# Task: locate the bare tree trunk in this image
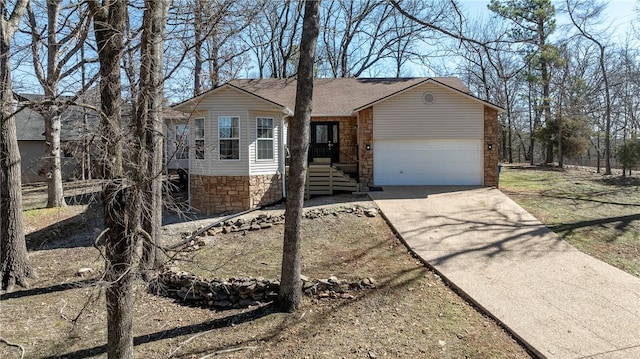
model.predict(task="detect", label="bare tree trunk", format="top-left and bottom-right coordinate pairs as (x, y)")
top-left (557, 59), bottom-right (569, 170)
top-left (43, 0), bottom-right (66, 207)
top-left (542, 57), bottom-right (553, 165)
top-left (504, 82), bottom-right (513, 163)
top-left (208, 34), bottom-right (220, 87)
top-left (80, 45), bottom-right (91, 180)
top-left (601, 47), bottom-right (612, 175)
top-left (193, 0), bottom-right (204, 95)
top-left (139, 0), bottom-right (168, 276)
top-left (596, 134), bottom-right (601, 173)
top-left (88, 0), bottom-right (133, 357)
top-left (1, 0), bottom-right (34, 292)
top-left (45, 109), bottom-right (67, 207)
top-left (527, 63), bottom-right (535, 165)
top-left (556, 117), bottom-right (563, 168)
top-left (102, 181), bottom-right (136, 359)
top-left (278, 0), bottom-right (320, 313)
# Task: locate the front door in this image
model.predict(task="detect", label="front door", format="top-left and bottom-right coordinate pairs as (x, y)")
top-left (309, 122), bottom-right (340, 164)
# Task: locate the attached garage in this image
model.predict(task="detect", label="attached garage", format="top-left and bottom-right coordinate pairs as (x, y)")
top-left (374, 139), bottom-right (483, 185)
top-left (365, 80), bottom-right (498, 187)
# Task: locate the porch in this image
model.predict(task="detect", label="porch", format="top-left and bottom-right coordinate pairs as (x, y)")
top-left (286, 115), bottom-right (371, 197)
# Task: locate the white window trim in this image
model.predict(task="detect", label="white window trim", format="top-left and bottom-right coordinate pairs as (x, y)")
top-left (175, 124), bottom-right (189, 160)
top-left (193, 118), bottom-right (205, 160)
top-left (256, 117), bottom-right (275, 161)
top-left (218, 116), bottom-right (241, 161)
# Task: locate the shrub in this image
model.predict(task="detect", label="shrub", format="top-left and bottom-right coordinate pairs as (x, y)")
top-left (615, 138), bottom-right (640, 172)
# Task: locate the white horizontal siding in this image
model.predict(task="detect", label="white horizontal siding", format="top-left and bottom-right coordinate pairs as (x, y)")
top-left (187, 87), bottom-right (284, 176)
top-left (373, 82), bottom-right (483, 140)
top-left (248, 111), bottom-right (283, 175)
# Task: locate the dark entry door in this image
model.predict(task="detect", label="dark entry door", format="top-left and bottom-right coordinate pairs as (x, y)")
top-left (309, 122), bottom-right (339, 164)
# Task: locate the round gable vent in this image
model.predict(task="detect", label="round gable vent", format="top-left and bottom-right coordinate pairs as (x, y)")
top-left (422, 92), bottom-right (436, 104)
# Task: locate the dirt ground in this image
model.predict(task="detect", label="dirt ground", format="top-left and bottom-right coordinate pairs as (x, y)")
top-left (0, 184), bottom-right (530, 358)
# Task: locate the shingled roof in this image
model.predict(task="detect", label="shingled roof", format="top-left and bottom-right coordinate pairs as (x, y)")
top-left (15, 93), bottom-right (187, 141)
top-left (173, 77), bottom-right (502, 116)
top-left (14, 94), bottom-right (99, 141)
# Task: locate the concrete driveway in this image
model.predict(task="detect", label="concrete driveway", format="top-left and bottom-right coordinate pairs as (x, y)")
top-left (370, 186), bottom-right (640, 359)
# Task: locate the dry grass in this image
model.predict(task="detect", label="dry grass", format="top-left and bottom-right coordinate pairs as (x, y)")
top-left (0, 195), bottom-right (530, 358)
top-left (500, 165), bottom-right (640, 277)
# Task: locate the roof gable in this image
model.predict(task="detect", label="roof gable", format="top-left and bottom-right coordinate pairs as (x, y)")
top-left (172, 83), bottom-right (290, 115)
top-left (352, 78), bottom-right (503, 112)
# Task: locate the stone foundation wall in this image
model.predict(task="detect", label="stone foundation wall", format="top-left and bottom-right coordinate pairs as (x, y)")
top-left (190, 175), bottom-right (251, 215)
top-left (191, 174), bottom-right (283, 215)
top-left (249, 174), bottom-right (283, 207)
top-left (357, 107), bottom-right (374, 187)
top-left (484, 107), bottom-right (500, 187)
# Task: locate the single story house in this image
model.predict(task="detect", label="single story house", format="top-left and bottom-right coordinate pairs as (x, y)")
top-left (172, 77), bottom-right (503, 215)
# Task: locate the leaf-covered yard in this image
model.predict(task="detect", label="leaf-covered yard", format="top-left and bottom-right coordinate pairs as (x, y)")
top-left (0, 194), bottom-right (529, 358)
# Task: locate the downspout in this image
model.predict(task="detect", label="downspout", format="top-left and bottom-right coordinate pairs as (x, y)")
top-left (351, 110), bottom-right (361, 187)
top-left (281, 108), bottom-right (292, 198)
top-left (281, 115), bottom-right (286, 199)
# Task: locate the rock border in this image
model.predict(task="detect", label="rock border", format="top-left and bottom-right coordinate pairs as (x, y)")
top-left (189, 205), bottom-right (378, 238)
top-left (152, 268), bottom-right (376, 309)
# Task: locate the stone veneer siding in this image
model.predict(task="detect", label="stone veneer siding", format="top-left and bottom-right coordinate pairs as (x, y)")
top-left (190, 174), bottom-right (283, 215)
top-left (357, 107), bottom-right (374, 187)
top-left (484, 107), bottom-right (500, 187)
top-left (249, 174), bottom-right (283, 207)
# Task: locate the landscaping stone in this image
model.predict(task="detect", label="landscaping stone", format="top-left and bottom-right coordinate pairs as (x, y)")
top-left (76, 267), bottom-right (94, 277)
top-left (152, 267), bottom-right (375, 309)
top-left (365, 209), bottom-right (378, 217)
top-left (176, 205), bottom-right (380, 247)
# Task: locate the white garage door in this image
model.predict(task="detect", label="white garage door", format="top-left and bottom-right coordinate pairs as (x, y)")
top-left (374, 139), bottom-right (483, 186)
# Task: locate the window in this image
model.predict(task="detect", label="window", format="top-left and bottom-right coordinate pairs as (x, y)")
top-left (256, 117), bottom-right (274, 160)
top-left (219, 116), bottom-right (240, 160)
top-left (175, 124), bottom-right (189, 159)
top-left (194, 118), bottom-right (205, 159)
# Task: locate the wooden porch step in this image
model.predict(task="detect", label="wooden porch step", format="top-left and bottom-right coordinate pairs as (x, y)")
top-left (304, 164), bottom-right (358, 198)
